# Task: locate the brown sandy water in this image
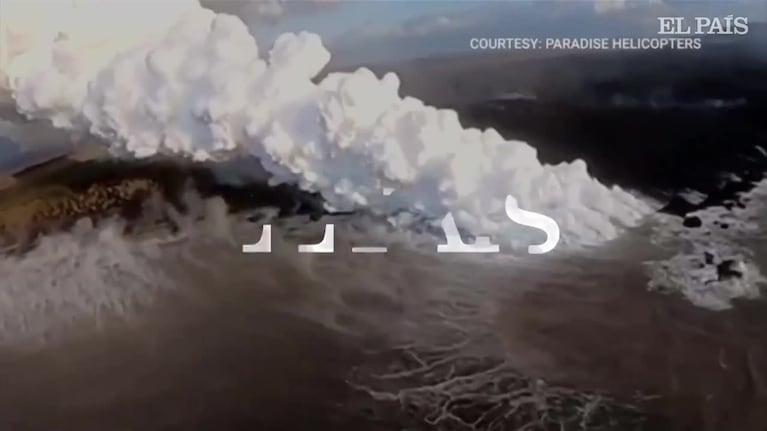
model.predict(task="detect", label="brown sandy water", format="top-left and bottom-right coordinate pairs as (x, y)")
top-left (500, 235), bottom-right (767, 431)
top-left (0, 299), bottom-right (375, 431)
top-left (0, 209), bottom-right (637, 430)
top-left (0, 188), bottom-right (764, 430)
top-left (0, 215), bottom-right (408, 431)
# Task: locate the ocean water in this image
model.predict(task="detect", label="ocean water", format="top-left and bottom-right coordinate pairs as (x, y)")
top-left (0, 173), bottom-right (765, 430)
top-left (0, 191), bottom-right (653, 430)
top-left (0, 35), bottom-right (766, 431)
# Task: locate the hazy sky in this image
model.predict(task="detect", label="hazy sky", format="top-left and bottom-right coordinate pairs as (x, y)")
top-left (248, 0), bottom-right (766, 65)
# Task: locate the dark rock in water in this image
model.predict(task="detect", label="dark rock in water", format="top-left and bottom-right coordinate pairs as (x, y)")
top-left (683, 216), bottom-right (702, 228)
top-left (720, 223), bottom-right (729, 229)
top-left (717, 259), bottom-right (744, 281)
top-left (663, 196), bottom-right (699, 216)
top-left (704, 252), bottom-right (715, 265)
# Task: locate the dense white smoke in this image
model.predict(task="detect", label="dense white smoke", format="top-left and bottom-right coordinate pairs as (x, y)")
top-left (0, 0), bottom-right (652, 247)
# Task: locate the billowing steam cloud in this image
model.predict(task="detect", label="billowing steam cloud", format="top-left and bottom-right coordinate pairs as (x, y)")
top-left (0, 0), bottom-right (652, 247)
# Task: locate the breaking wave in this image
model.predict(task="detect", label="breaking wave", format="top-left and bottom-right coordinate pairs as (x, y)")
top-left (647, 179), bottom-right (767, 310)
top-left (0, 218), bottom-right (170, 345)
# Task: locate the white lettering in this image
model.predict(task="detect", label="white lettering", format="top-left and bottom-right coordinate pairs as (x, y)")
top-left (504, 196), bottom-right (560, 255)
top-left (242, 224), bottom-right (272, 253)
top-left (437, 212), bottom-right (500, 253)
top-left (298, 224), bottom-right (334, 253)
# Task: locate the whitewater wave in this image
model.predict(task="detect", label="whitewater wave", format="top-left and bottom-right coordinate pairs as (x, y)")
top-left (0, 190), bottom-right (241, 346)
top-left (0, 195), bottom-right (479, 348)
top-left (0, 0), bottom-right (652, 250)
top-left (646, 179), bottom-right (767, 310)
top-left (0, 218), bottom-right (169, 345)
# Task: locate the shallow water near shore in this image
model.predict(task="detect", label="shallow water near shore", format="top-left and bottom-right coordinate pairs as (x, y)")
top-left (0, 194), bottom-right (765, 430)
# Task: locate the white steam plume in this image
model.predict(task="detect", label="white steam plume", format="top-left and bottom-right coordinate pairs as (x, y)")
top-left (0, 0), bottom-right (652, 247)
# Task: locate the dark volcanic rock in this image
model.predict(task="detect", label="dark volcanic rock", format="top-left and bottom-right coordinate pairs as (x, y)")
top-left (683, 216), bottom-right (703, 228)
top-left (717, 259), bottom-right (745, 281)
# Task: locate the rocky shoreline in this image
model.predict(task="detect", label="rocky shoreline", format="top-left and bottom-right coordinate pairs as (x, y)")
top-left (0, 156), bottom-right (326, 253)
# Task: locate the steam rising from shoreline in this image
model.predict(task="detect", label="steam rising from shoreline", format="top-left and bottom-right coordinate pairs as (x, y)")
top-left (0, 0), bottom-right (652, 247)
